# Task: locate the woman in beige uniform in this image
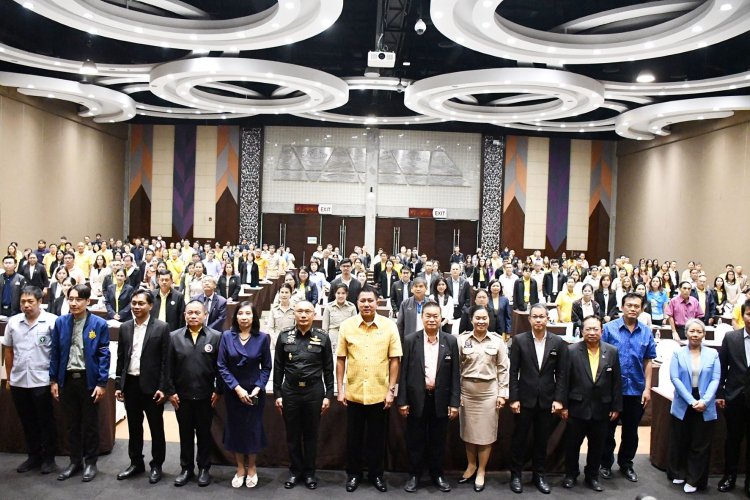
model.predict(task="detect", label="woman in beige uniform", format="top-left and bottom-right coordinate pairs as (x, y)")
top-left (457, 305), bottom-right (509, 492)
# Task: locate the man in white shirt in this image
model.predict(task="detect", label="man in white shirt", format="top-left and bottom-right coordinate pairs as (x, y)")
top-left (530, 260), bottom-right (546, 303)
top-left (202, 250), bottom-right (222, 279)
top-left (3, 286), bottom-right (58, 474)
top-left (498, 262), bottom-right (519, 306)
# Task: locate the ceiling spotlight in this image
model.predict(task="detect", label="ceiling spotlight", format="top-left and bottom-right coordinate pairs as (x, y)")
top-left (636, 71), bottom-right (655, 83)
top-left (415, 18), bottom-right (426, 35)
top-left (79, 59), bottom-right (99, 75)
top-left (720, 3), bottom-right (732, 11)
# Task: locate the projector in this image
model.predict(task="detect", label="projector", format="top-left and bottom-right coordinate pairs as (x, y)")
top-left (368, 51), bottom-right (396, 68)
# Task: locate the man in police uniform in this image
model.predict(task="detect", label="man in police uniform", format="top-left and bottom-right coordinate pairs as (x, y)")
top-left (2, 286), bottom-right (58, 474)
top-left (273, 300), bottom-right (334, 490)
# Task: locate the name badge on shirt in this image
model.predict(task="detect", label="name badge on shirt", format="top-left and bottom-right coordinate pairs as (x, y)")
top-left (204, 344), bottom-right (213, 353)
top-left (310, 336), bottom-right (322, 346)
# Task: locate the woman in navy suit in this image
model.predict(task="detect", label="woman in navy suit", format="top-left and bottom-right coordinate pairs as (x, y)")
top-left (296, 266), bottom-right (319, 305)
top-left (378, 260), bottom-right (398, 299)
top-left (486, 279), bottom-right (512, 335)
top-left (104, 268), bottom-right (134, 321)
top-left (667, 318), bottom-right (720, 493)
top-left (218, 301), bottom-right (272, 489)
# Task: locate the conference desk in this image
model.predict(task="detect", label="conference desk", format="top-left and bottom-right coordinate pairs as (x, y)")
top-left (0, 379), bottom-right (117, 455)
top-left (510, 304), bottom-right (558, 337)
top-left (209, 392), bottom-right (569, 472)
top-left (650, 386), bottom-right (741, 473)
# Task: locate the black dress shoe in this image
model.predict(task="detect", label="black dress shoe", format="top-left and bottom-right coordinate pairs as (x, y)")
top-left (371, 476), bottom-right (387, 492)
top-left (304, 476), bottom-right (318, 490)
top-left (40, 459), bottom-right (58, 475)
top-left (473, 481), bottom-right (485, 493)
top-left (458, 472), bottom-right (477, 484)
top-left (533, 474), bottom-right (551, 494)
top-left (345, 476), bottom-right (360, 492)
top-left (149, 466), bottom-right (162, 484)
top-left (433, 476), bottom-right (451, 492)
top-left (57, 462), bottom-right (82, 481)
top-left (562, 475), bottom-right (577, 489)
top-left (117, 463), bottom-right (145, 480)
top-left (620, 466), bottom-right (638, 482)
top-left (718, 474), bottom-right (736, 492)
top-left (284, 474), bottom-right (299, 489)
top-left (174, 469), bottom-right (194, 487)
top-left (585, 477), bottom-right (603, 492)
top-left (510, 473), bottom-right (523, 493)
top-left (599, 466), bottom-right (611, 479)
top-left (404, 476), bottom-right (418, 493)
top-left (16, 457), bottom-right (41, 473)
top-left (197, 468), bottom-right (211, 487)
top-left (82, 464), bottom-right (98, 482)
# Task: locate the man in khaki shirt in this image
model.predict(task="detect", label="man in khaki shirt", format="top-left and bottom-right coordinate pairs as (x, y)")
top-left (336, 285), bottom-right (401, 493)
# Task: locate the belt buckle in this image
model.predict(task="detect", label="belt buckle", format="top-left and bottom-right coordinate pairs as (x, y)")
top-left (298, 381), bottom-right (306, 387)
top-left (71, 372), bottom-right (82, 379)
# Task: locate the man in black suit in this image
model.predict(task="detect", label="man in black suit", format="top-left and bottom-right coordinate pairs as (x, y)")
top-left (446, 263), bottom-right (472, 320)
top-left (153, 271), bottom-right (185, 332)
top-left (114, 290), bottom-right (171, 484)
top-left (508, 304), bottom-right (568, 494)
top-left (417, 260), bottom-right (440, 294)
top-left (123, 254), bottom-right (141, 289)
top-left (716, 303), bottom-right (750, 495)
top-left (397, 302), bottom-right (460, 493)
top-left (0, 256), bottom-right (26, 316)
top-left (372, 253), bottom-right (389, 287)
top-left (542, 259), bottom-right (564, 303)
top-left (195, 276), bottom-right (227, 331)
top-left (396, 278), bottom-right (433, 341)
top-left (390, 267), bottom-right (412, 316)
top-left (320, 249), bottom-right (337, 283)
top-left (561, 316), bottom-right (622, 492)
top-left (21, 253), bottom-right (49, 297)
top-left (512, 266), bottom-right (539, 312)
top-left (327, 259), bottom-right (361, 304)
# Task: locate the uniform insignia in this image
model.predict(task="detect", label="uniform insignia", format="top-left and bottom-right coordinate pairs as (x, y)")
top-left (171, 301), bottom-right (175, 305)
top-left (204, 344), bottom-right (213, 353)
top-left (88, 330), bottom-right (96, 340)
top-left (38, 335), bottom-right (46, 344)
top-left (464, 339), bottom-right (472, 348)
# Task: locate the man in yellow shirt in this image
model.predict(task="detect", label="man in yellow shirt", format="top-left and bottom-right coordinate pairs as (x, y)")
top-left (74, 242), bottom-right (94, 279)
top-left (166, 250), bottom-right (185, 284)
top-left (336, 286), bottom-right (401, 493)
top-left (254, 249), bottom-right (268, 281)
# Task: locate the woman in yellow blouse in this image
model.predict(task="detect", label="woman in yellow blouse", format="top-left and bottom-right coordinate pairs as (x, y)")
top-left (555, 276), bottom-right (580, 323)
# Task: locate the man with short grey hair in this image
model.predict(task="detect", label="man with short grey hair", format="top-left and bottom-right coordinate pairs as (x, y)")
top-left (196, 275), bottom-right (226, 331)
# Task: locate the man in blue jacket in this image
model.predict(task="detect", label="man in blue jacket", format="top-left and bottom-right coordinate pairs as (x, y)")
top-left (49, 283), bottom-right (110, 482)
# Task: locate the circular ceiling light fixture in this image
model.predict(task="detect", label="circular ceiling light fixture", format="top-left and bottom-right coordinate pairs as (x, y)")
top-left (615, 96), bottom-right (750, 139)
top-left (404, 68), bottom-right (605, 124)
top-left (15, 0), bottom-right (343, 51)
top-left (294, 77), bottom-right (442, 125)
top-left (0, 72), bottom-right (136, 122)
top-left (148, 57), bottom-right (349, 115)
top-left (430, 0), bottom-right (750, 64)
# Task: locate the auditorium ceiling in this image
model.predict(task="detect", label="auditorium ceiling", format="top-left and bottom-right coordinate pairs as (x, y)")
top-left (0, 0), bottom-right (749, 140)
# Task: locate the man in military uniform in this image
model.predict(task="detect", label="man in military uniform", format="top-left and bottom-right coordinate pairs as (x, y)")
top-left (273, 300), bottom-right (334, 490)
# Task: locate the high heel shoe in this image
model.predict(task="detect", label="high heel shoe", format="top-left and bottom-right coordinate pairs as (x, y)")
top-left (474, 480), bottom-right (485, 492)
top-left (458, 472), bottom-right (477, 484)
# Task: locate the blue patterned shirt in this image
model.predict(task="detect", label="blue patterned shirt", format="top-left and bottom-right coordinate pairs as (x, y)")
top-left (601, 317), bottom-right (656, 396)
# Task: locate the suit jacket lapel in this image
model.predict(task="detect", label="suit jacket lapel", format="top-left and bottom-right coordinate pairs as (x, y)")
top-left (435, 332), bottom-right (447, 378)
top-left (528, 333), bottom-right (541, 372)
top-left (415, 331), bottom-right (425, 377)
top-left (581, 343), bottom-right (595, 383)
top-left (595, 345), bottom-right (607, 382)
top-left (539, 332), bottom-right (554, 371)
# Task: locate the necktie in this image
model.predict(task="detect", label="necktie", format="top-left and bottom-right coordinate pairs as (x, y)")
top-left (204, 296), bottom-right (212, 325)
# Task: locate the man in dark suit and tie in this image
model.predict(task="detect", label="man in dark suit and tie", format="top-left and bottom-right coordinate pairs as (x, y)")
top-left (561, 315), bottom-right (622, 492)
top-left (153, 271), bottom-right (185, 332)
top-left (391, 267), bottom-right (412, 316)
top-left (195, 275), bottom-right (227, 331)
top-left (320, 249), bottom-right (337, 283)
top-left (716, 303), bottom-right (750, 494)
top-left (396, 278), bottom-right (433, 341)
top-left (542, 259), bottom-right (565, 303)
top-left (114, 290), bottom-right (171, 484)
top-left (446, 263), bottom-right (472, 320)
top-left (397, 302), bottom-right (460, 493)
top-left (512, 266), bottom-right (539, 312)
top-left (508, 304), bottom-right (568, 494)
top-left (21, 253), bottom-right (49, 297)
